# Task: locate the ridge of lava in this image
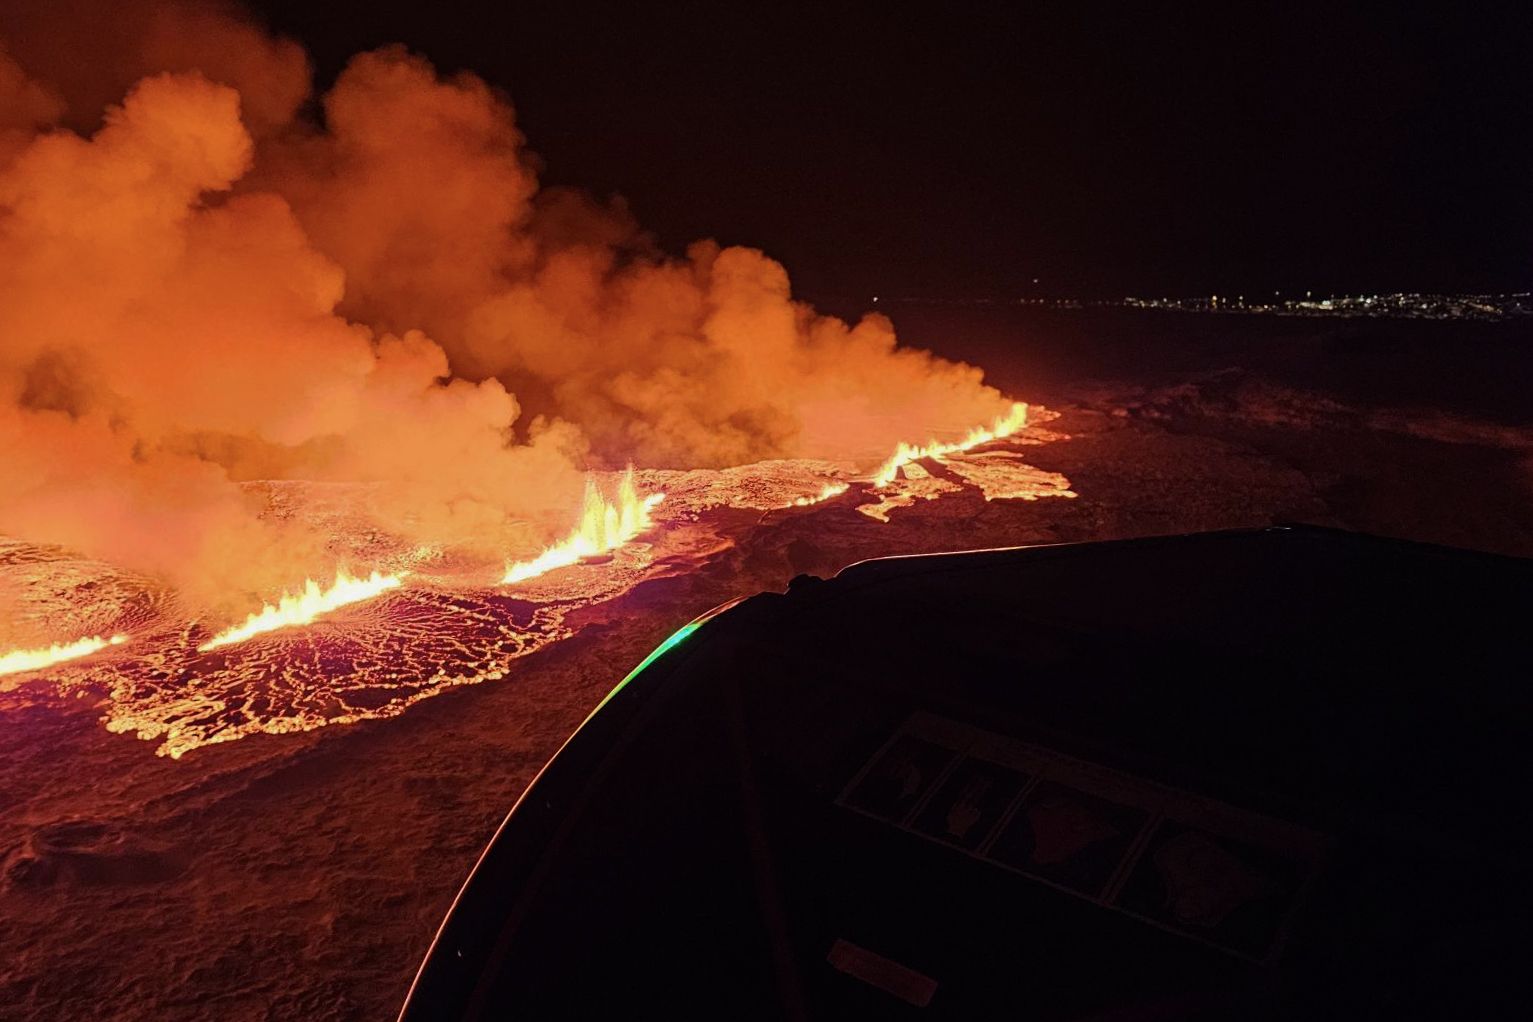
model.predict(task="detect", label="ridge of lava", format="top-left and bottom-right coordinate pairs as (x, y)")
top-left (0, 415), bottom-right (1072, 758)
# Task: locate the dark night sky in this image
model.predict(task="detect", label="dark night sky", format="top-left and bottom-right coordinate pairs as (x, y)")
top-left (248, 0), bottom-right (1532, 306)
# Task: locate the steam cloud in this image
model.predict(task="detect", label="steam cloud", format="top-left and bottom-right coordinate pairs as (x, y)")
top-left (0, 1), bottom-right (1018, 609)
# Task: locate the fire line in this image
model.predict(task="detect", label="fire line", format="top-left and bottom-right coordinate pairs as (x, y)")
top-left (503, 468), bottom-right (664, 585)
top-left (0, 634), bottom-right (128, 677)
top-left (198, 571), bottom-right (406, 651)
top-left (872, 402), bottom-right (1029, 487)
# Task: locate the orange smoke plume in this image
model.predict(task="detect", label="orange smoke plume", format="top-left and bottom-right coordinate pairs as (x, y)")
top-left (0, 2), bottom-right (1032, 604)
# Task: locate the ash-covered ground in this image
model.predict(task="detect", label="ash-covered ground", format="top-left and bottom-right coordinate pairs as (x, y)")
top-left (3, 309), bottom-right (1531, 1020)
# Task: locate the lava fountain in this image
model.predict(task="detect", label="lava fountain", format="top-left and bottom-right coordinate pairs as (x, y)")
top-left (503, 469), bottom-right (665, 584)
top-left (0, 20), bottom-right (1077, 759)
top-left (872, 402), bottom-right (1030, 487)
top-left (0, 634), bottom-right (128, 677)
top-left (791, 482), bottom-right (851, 507)
top-left (198, 571), bottom-right (407, 651)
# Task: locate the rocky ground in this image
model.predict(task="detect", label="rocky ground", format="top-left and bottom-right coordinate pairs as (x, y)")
top-left (3, 326), bottom-right (1530, 1018)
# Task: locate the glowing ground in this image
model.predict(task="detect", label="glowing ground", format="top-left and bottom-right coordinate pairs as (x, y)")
top-left (0, 420), bottom-right (1073, 759)
top-left (2, 390), bottom-right (1531, 1020)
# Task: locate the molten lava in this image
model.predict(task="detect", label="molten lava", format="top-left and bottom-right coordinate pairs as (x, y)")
top-left (0, 634), bottom-right (128, 677)
top-left (503, 469), bottom-right (665, 584)
top-left (791, 482), bottom-right (851, 507)
top-left (198, 571), bottom-right (406, 651)
top-left (0, 14), bottom-right (1078, 766)
top-left (872, 402), bottom-right (1030, 487)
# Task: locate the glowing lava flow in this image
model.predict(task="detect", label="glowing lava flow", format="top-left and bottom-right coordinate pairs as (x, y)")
top-left (198, 570), bottom-right (406, 651)
top-left (791, 482), bottom-right (850, 506)
top-left (503, 469), bottom-right (665, 584)
top-left (872, 401), bottom-right (1029, 487)
top-left (0, 634), bottom-right (128, 677)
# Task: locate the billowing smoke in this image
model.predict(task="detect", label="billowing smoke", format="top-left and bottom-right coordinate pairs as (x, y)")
top-left (0, 1), bottom-right (1017, 608)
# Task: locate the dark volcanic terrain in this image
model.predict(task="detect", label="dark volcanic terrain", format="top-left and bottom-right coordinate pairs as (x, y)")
top-left (3, 308), bottom-right (1531, 1020)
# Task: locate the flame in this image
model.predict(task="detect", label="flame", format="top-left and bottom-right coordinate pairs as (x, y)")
top-left (503, 469), bottom-right (665, 584)
top-left (198, 570), bottom-right (406, 651)
top-left (872, 402), bottom-right (1029, 487)
top-left (791, 482), bottom-right (850, 506)
top-left (0, 634), bottom-right (128, 677)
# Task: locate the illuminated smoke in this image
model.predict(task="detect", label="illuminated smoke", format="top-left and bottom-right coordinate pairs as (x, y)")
top-left (0, 1), bottom-right (1029, 611)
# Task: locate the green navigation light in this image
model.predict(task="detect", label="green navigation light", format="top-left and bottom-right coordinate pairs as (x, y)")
top-left (582, 620), bottom-right (701, 722)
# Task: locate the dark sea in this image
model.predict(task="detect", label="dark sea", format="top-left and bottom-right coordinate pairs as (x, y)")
top-left (886, 302), bottom-right (1533, 425)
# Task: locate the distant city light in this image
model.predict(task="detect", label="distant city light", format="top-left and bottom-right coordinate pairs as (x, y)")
top-left (852, 291), bottom-right (1532, 321)
top-left (1107, 290), bottom-right (1530, 321)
